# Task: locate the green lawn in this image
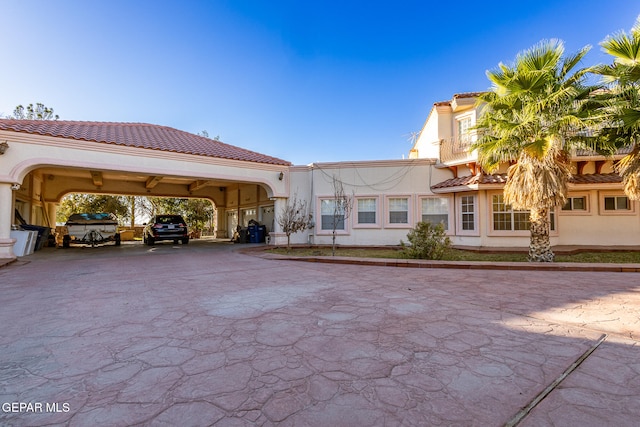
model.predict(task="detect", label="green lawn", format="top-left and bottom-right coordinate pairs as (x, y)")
top-left (267, 247), bottom-right (640, 263)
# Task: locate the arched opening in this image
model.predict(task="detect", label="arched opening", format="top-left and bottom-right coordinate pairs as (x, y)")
top-left (10, 164), bottom-right (280, 253)
top-left (55, 193), bottom-right (218, 245)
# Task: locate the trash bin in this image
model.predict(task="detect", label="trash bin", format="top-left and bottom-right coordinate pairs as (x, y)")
top-left (257, 225), bottom-right (266, 243)
top-left (248, 225), bottom-right (258, 243)
top-left (239, 228), bottom-right (249, 244)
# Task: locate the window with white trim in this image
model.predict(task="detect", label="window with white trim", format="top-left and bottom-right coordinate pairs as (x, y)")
top-left (489, 193), bottom-right (556, 233)
top-left (456, 116), bottom-right (472, 149)
top-left (604, 196), bottom-right (630, 211)
top-left (460, 195), bottom-right (476, 231)
top-left (562, 196), bottom-right (587, 211)
top-left (388, 197), bottom-right (409, 224)
top-left (492, 194), bottom-right (529, 231)
top-left (321, 199), bottom-right (345, 230)
top-left (421, 197), bottom-right (449, 230)
top-left (357, 198), bottom-right (377, 224)
top-left (598, 192), bottom-right (635, 215)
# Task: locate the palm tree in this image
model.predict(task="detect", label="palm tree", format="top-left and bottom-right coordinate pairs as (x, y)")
top-left (473, 40), bottom-right (596, 262)
top-left (592, 17), bottom-right (640, 200)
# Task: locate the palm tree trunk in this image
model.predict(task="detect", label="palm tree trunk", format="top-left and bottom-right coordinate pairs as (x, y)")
top-left (528, 207), bottom-right (554, 262)
top-left (129, 196), bottom-right (135, 229)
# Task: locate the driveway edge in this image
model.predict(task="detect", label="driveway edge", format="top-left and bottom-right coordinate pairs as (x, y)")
top-left (245, 249), bottom-right (640, 273)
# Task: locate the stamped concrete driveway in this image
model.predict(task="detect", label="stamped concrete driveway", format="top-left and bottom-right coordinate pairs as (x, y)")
top-left (0, 240), bottom-right (638, 426)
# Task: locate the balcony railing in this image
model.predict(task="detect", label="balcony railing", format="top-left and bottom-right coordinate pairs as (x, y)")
top-left (439, 135), bottom-right (634, 164)
top-left (439, 137), bottom-right (475, 164)
top-left (574, 145), bottom-right (633, 157)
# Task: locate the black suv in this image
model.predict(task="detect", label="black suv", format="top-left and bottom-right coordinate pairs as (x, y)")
top-left (143, 215), bottom-right (189, 245)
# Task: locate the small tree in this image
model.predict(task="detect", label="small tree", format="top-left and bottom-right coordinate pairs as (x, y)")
top-left (276, 195), bottom-right (313, 251)
top-left (197, 129), bottom-right (221, 141)
top-left (10, 103), bottom-right (59, 120)
top-left (329, 176), bottom-right (353, 256)
top-left (400, 222), bottom-right (451, 260)
top-left (183, 199), bottom-right (215, 235)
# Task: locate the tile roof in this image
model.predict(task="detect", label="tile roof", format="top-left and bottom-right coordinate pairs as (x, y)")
top-left (569, 173), bottom-right (623, 184)
top-left (433, 92), bottom-right (486, 106)
top-left (0, 119), bottom-right (291, 166)
top-left (431, 173), bottom-right (506, 189)
top-left (432, 173), bottom-right (622, 190)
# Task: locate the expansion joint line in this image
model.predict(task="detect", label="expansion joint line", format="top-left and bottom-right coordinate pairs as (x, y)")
top-left (504, 333), bottom-right (608, 427)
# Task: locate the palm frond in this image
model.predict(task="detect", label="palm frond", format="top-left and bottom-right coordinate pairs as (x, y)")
top-left (601, 32), bottom-right (640, 66)
top-left (503, 152), bottom-right (570, 210)
top-left (560, 45), bottom-right (591, 79)
top-left (616, 148), bottom-right (640, 199)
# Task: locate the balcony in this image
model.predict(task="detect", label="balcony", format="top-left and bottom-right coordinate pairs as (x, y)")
top-left (574, 145), bottom-right (633, 158)
top-left (439, 137), bottom-right (476, 164)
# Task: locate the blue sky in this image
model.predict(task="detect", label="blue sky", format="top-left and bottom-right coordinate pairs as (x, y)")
top-left (0, 1), bottom-right (637, 165)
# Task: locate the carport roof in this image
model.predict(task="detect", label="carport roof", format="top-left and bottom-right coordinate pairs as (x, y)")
top-left (0, 119), bottom-right (291, 166)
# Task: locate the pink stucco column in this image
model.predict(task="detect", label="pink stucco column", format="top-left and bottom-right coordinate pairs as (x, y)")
top-left (215, 207), bottom-right (226, 238)
top-left (0, 183), bottom-right (16, 259)
top-left (269, 197), bottom-right (287, 245)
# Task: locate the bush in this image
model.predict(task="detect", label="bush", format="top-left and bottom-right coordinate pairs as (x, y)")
top-left (400, 221), bottom-right (451, 260)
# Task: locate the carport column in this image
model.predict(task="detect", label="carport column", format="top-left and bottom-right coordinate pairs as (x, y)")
top-left (269, 197), bottom-right (288, 246)
top-left (45, 202), bottom-right (57, 230)
top-left (0, 183), bottom-right (16, 259)
top-left (215, 207), bottom-right (226, 238)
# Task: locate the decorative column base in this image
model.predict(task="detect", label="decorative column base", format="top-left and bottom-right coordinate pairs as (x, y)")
top-left (268, 232), bottom-right (287, 246)
top-left (0, 237), bottom-right (16, 260)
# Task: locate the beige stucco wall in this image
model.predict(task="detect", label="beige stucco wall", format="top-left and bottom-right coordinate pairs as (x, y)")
top-left (556, 189), bottom-right (640, 246)
top-left (411, 108), bottom-right (442, 159)
top-left (448, 188), bottom-right (640, 249)
top-left (282, 159), bottom-right (443, 246)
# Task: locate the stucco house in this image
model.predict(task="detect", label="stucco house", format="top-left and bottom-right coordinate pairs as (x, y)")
top-left (1, 92), bottom-right (638, 259)
top-left (276, 92), bottom-right (639, 248)
top-left (407, 92), bottom-right (639, 249)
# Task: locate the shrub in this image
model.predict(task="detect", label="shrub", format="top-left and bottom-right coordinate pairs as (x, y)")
top-left (400, 221), bottom-right (451, 260)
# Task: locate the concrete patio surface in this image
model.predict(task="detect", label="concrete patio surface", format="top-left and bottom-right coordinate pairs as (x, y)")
top-left (0, 240), bottom-right (638, 426)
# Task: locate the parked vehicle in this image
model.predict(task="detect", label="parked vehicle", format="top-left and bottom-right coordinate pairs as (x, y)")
top-left (143, 215), bottom-right (189, 245)
top-left (63, 213), bottom-right (120, 247)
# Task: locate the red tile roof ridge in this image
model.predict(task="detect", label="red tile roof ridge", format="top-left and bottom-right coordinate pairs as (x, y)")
top-left (0, 119), bottom-right (291, 166)
top-left (433, 91), bottom-right (487, 106)
top-left (453, 91), bottom-right (486, 99)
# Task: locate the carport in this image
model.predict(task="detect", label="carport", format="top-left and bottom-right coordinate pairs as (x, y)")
top-left (0, 119), bottom-right (292, 259)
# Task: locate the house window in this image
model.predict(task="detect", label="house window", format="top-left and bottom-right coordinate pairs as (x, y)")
top-left (321, 199), bottom-right (345, 230)
top-left (460, 195), bottom-right (476, 231)
top-left (492, 194), bottom-right (530, 231)
top-left (489, 193), bottom-right (556, 233)
top-left (357, 198), bottom-right (377, 224)
top-left (604, 196), bottom-right (630, 211)
top-left (456, 116), bottom-right (472, 148)
top-left (421, 197), bottom-right (449, 230)
top-left (388, 197), bottom-right (409, 224)
top-left (563, 196), bottom-right (587, 211)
